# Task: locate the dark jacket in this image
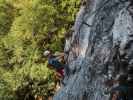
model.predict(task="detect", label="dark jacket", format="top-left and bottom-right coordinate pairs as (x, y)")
top-left (110, 85), bottom-right (128, 100)
top-left (48, 55), bottom-right (64, 70)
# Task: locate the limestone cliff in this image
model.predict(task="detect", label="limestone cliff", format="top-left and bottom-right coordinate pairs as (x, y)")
top-left (54, 0), bottom-right (133, 99)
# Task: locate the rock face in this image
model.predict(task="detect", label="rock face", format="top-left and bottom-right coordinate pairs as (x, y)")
top-left (54, 0), bottom-right (133, 100)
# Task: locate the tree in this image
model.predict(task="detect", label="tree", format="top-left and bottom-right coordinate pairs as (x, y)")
top-left (0, 0), bottom-right (15, 35)
top-left (54, 0), bottom-right (133, 100)
top-left (0, 0), bottom-right (80, 99)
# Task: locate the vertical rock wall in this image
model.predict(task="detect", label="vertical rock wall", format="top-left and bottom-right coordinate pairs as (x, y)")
top-left (54, 0), bottom-right (133, 100)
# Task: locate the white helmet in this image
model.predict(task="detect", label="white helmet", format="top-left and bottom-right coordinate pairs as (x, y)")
top-left (43, 50), bottom-right (50, 56)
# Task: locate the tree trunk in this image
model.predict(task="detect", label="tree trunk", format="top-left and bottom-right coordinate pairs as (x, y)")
top-left (54, 0), bottom-right (133, 100)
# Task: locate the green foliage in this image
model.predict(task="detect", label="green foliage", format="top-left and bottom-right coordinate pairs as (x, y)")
top-left (0, 0), bottom-right (80, 99)
top-left (0, 0), bottom-right (15, 35)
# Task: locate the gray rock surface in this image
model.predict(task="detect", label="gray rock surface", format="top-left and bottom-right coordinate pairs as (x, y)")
top-left (54, 0), bottom-right (133, 100)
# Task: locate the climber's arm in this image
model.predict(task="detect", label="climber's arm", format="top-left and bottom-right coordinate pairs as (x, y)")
top-left (54, 53), bottom-right (65, 61)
